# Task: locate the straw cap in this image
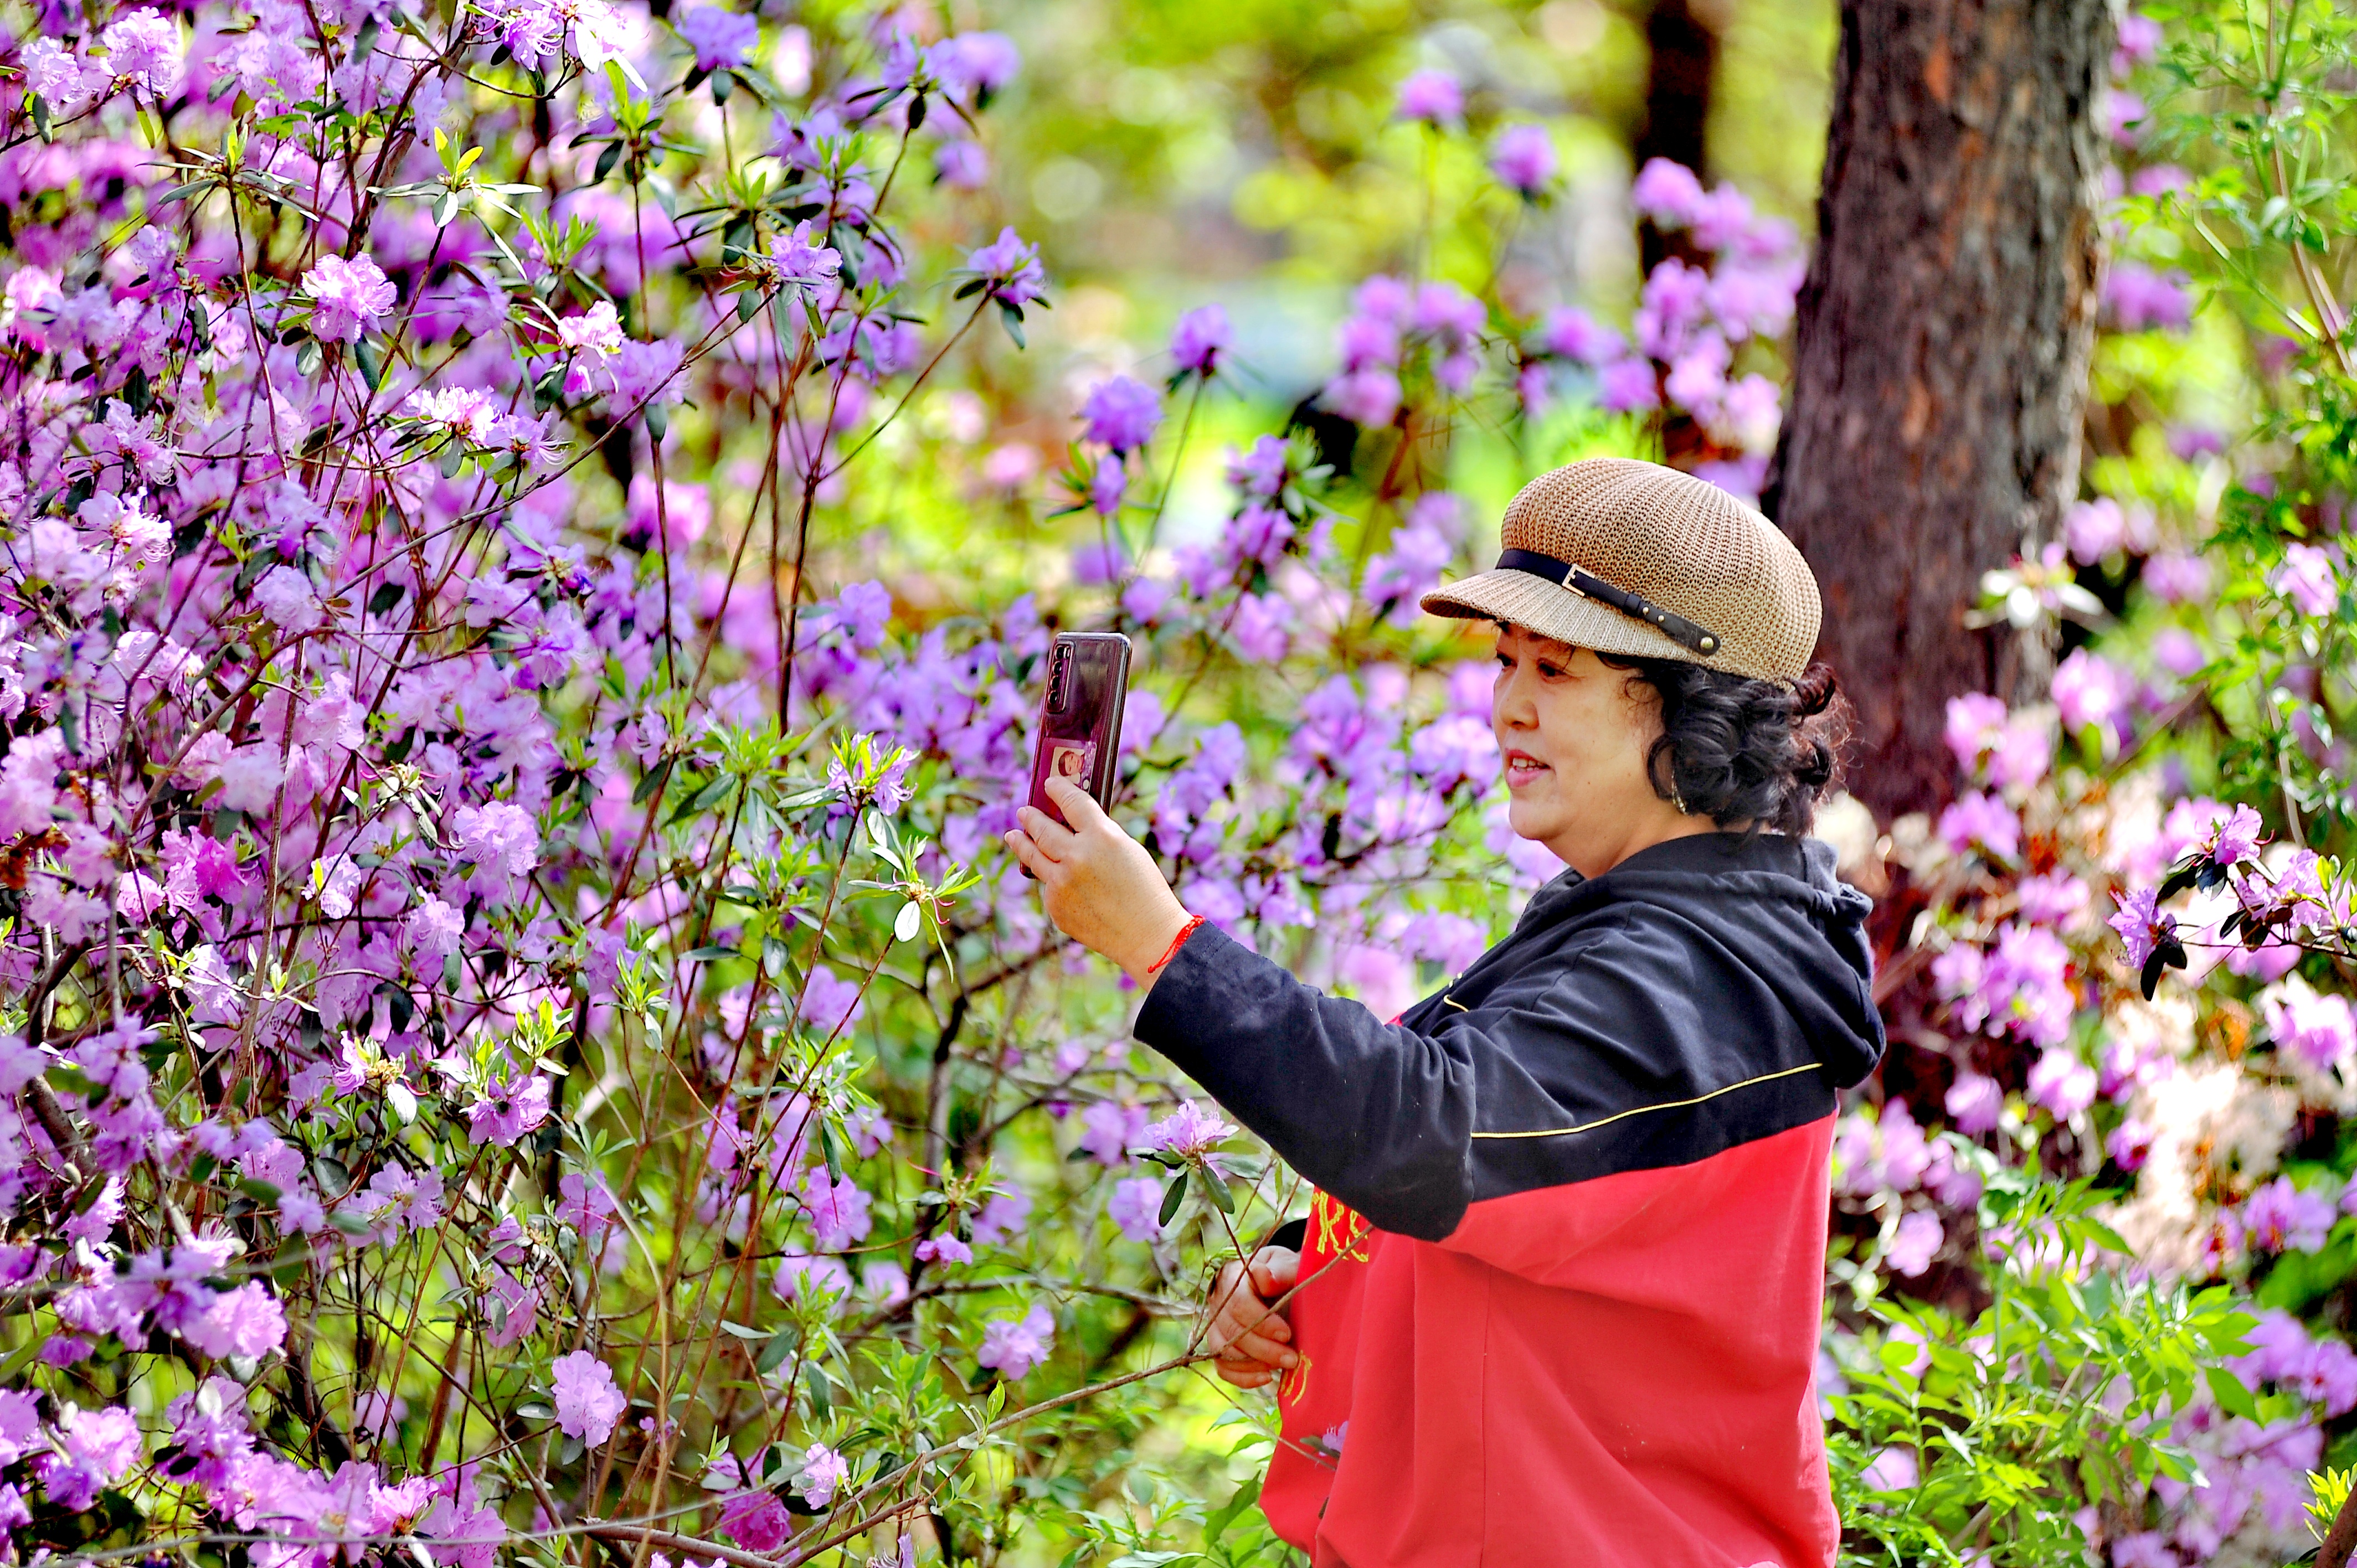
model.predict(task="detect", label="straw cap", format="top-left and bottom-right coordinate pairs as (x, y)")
top-left (1419, 457), bottom-right (1822, 682)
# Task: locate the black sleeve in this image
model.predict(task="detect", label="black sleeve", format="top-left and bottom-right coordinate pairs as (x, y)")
top-left (1261, 1217), bottom-right (1307, 1254)
top-left (1133, 923), bottom-right (1476, 1241)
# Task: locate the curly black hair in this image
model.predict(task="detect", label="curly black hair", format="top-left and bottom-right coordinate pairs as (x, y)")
top-left (1594, 654), bottom-right (1851, 837)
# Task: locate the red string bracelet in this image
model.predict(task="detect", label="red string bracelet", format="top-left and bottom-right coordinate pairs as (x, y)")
top-left (1146, 914), bottom-right (1206, 976)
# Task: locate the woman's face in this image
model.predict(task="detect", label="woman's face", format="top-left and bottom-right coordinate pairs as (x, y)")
top-left (1491, 623), bottom-right (1705, 878)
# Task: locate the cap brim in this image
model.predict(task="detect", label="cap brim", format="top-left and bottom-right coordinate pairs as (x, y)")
top-left (1420, 569), bottom-right (1716, 667)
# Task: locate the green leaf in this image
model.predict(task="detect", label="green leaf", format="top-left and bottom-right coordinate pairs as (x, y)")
top-left (1204, 1475), bottom-right (1260, 1543)
top-left (756, 1330), bottom-right (794, 1375)
top-left (2204, 1364), bottom-right (2259, 1421)
top-left (631, 756), bottom-right (673, 804)
top-left (1202, 1169), bottom-right (1234, 1212)
top-left (1158, 1170), bottom-right (1188, 1226)
top-left (801, 1360), bottom-right (831, 1412)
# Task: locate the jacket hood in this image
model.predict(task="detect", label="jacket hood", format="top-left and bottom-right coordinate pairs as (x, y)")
top-left (1519, 832), bottom-right (1886, 1089)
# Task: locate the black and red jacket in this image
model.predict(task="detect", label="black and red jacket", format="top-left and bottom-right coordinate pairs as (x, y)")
top-left (1134, 832), bottom-right (1885, 1567)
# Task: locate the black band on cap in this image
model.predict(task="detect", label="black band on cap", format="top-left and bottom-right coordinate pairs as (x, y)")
top-left (1494, 548), bottom-right (1722, 657)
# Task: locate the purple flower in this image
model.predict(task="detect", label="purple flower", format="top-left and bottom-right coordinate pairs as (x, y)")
top-left (1540, 306), bottom-right (1623, 367)
top-left (1944, 1072), bottom-right (2004, 1134)
top-left (1322, 367), bottom-right (1402, 428)
top-left (1630, 158), bottom-right (1710, 226)
top-left (797, 1442), bottom-right (848, 1508)
top-left (718, 1489), bottom-right (791, 1551)
top-left (976, 1303), bottom-right (1054, 1378)
top-left (935, 139), bottom-right (989, 189)
top-left (467, 1071), bottom-right (552, 1147)
top-left (1394, 69), bottom-right (1461, 125)
top-left (1886, 1210), bottom-right (1943, 1276)
top-left (1936, 791), bottom-right (2020, 860)
top-left (1143, 1100), bottom-right (1234, 1169)
top-left (97, 10), bottom-right (182, 99)
top-left (913, 1235), bottom-right (971, 1265)
top-left (2108, 886), bottom-right (2178, 970)
top-left (1490, 123), bottom-right (1557, 194)
top-left (2142, 550), bottom-right (2212, 602)
top-left (2026, 1048), bottom-right (2097, 1118)
top-left (551, 1352), bottom-right (625, 1445)
top-left (2276, 542), bottom-right (2340, 617)
top-left (1081, 375), bottom-right (1160, 451)
top-left (1362, 520), bottom-right (1454, 625)
top-left (965, 226), bottom-right (1046, 307)
top-left (38, 1405), bottom-right (141, 1512)
top-left (675, 7), bottom-right (758, 71)
top-left (2241, 1176), bottom-right (2339, 1255)
top-left (1170, 303), bottom-right (1231, 376)
top-left (935, 31), bottom-right (1020, 98)
top-left (2053, 649), bottom-right (2134, 737)
top-left (1107, 1177), bottom-right (1166, 1242)
top-left (2016, 871), bottom-right (2090, 927)
top-left (798, 1169), bottom-right (873, 1250)
top-left (1089, 457), bottom-right (1128, 518)
top-left (2199, 802), bottom-right (2265, 866)
top-left (1077, 1101), bottom-right (1150, 1165)
top-left (182, 1282), bottom-right (287, 1358)
top-left (800, 967), bottom-right (866, 1035)
top-left (2103, 261), bottom-right (2192, 331)
top-left (2264, 981), bottom-right (2357, 1071)
top-left (771, 219), bottom-right (842, 285)
top-left (969, 1187), bottom-right (1031, 1246)
top-left (301, 253), bottom-right (397, 343)
top-left (1595, 357), bottom-right (1659, 412)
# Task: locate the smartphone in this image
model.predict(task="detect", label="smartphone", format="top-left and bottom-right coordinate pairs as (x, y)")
top-left (1026, 631), bottom-right (1130, 831)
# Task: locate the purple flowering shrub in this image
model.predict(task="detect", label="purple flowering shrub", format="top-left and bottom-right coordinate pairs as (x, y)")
top-left (0, 4), bottom-right (1751, 1560)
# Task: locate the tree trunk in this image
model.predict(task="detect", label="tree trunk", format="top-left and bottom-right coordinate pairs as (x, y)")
top-left (1761, 0), bottom-right (2111, 822)
top-left (1636, 0), bottom-right (1720, 274)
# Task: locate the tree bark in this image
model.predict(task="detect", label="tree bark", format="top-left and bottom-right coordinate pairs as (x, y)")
top-left (1636, 0), bottom-right (1720, 274)
top-left (1761, 0), bottom-right (2111, 821)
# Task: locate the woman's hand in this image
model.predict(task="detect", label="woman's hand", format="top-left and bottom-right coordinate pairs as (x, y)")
top-left (1202, 1246), bottom-right (1299, 1390)
top-left (1006, 776), bottom-right (1193, 988)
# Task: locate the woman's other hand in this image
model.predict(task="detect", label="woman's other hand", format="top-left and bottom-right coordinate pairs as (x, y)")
top-left (1006, 775), bottom-right (1193, 987)
top-left (1202, 1246), bottom-right (1299, 1390)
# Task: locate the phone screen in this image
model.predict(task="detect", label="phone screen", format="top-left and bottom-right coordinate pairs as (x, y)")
top-left (1026, 632), bottom-right (1131, 829)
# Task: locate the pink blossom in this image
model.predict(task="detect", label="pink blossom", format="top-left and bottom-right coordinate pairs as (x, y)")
top-left (1944, 1072), bottom-right (2005, 1134)
top-left (301, 254), bottom-right (397, 343)
top-left (797, 1443), bottom-right (848, 1507)
top-left (215, 745), bottom-right (285, 814)
top-left (913, 1235), bottom-right (970, 1265)
top-left (1170, 304), bottom-right (1231, 376)
top-left (674, 6), bottom-right (757, 71)
top-left (2263, 982), bottom-right (2357, 1071)
top-left (2026, 1048), bottom-right (2097, 1118)
top-left (1937, 791), bottom-right (2020, 860)
top-left (2142, 551), bottom-right (2211, 602)
top-left (1595, 358), bottom-right (1659, 412)
top-left (965, 227), bottom-right (1046, 307)
top-left (1144, 1100), bottom-right (1235, 1163)
top-left (1081, 376), bottom-right (1159, 451)
top-left (1630, 158), bottom-right (1710, 227)
top-left (1490, 124), bottom-right (1556, 194)
top-left (798, 1169), bottom-right (873, 1250)
top-left (182, 1282), bottom-right (287, 1358)
top-left (976, 1303), bottom-right (1054, 1378)
top-left (1886, 1210), bottom-right (1943, 1276)
top-left (1108, 1177), bottom-right (1167, 1242)
top-left (2276, 542), bottom-right (2340, 617)
top-left (550, 1352), bottom-right (625, 1446)
top-left (2051, 648), bottom-right (2133, 735)
top-left (1393, 69), bottom-right (1461, 124)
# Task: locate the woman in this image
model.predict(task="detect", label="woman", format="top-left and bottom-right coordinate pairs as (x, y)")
top-left (1006, 458), bottom-right (1885, 1567)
